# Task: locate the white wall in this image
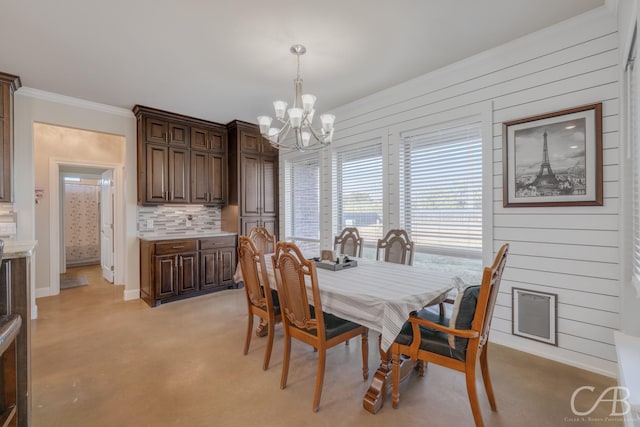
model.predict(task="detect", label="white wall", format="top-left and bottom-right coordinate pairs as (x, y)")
top-left (282, 6), bottom-right (620, 375)
top-left (33, 123), bottom-right (125, 297)
top-left (13, 90), bottom-right (140, 309)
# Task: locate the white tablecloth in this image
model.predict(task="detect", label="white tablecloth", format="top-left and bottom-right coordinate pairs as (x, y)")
top-left (264, 257), bottom-right (464, 352)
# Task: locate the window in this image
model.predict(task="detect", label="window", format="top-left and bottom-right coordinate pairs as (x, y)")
top-left (284, 155), bottom-right (320, 256)
top-left (400, 122), bottom-right (483, 283)
top-left (333, 143), bottom-right (383, 257)
top-left (628, 28), bottom-right (640, 294)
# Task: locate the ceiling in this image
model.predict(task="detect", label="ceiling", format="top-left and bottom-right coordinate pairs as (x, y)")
top-left (0, 0), bottom-right (606, 125)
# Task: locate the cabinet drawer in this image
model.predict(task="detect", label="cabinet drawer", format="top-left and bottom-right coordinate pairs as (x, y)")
top-left (199, 236), bottom-right (236, 250)
top-left (155, 240), bottom-right (197, 255)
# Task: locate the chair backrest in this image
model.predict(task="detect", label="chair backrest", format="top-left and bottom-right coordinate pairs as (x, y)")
top-left (333, 227), bottom-right (363, 258)
top-left (472, 243), bottom-right (509, 347)
top-left (376, 229), bottom-right (414, 266)
top-left (248, 226), bottom-right (276, 254)
top-left (272, 241), bottom-right (325, 336)
top-left (237, 236), bottom-right (274, 311)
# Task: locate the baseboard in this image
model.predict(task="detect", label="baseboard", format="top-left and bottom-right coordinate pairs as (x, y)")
top-left (491, 330), bottom-right (617, 378)
top-left (123, 289), bottom-right (139, 301)
top-left (35, 287), bottom-right (53, 298)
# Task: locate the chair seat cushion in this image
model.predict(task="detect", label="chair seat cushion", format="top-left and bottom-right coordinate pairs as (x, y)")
top-left (395, 308), bottom-right (467, 361)
top-left (291, 306), bottom-right (362, 339)
top-left (270, 289), bottom-right (281, 315)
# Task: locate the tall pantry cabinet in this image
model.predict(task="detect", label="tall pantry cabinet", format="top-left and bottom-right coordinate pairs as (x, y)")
top-left (223, 120), bottom-right (278, 237)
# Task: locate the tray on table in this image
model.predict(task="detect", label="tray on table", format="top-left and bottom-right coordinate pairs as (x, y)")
top-left (313, 258), bottom-right (358, 271)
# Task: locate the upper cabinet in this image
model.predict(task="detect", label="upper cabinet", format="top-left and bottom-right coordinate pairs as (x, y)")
top-left (224, 120), bottom-right (279, 238)
top-left (134, 105), bottom-right (227, 206)
top-left (0, 73), bottom-right (21, 203)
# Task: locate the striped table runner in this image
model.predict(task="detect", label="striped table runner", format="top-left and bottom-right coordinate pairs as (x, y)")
top-left (265, 257), bottom-right (464, 352)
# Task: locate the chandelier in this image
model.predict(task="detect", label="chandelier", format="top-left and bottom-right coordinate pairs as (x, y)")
top-left (257, 44), bottom-right (335, 151)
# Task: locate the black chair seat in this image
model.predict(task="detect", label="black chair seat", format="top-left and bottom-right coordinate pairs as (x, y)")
top-left (395, 308), bottom-right (467, 361)
top-left (271, 289), bottom-right (281, 315)
top-left (291, 306), bottom-right (361, 339)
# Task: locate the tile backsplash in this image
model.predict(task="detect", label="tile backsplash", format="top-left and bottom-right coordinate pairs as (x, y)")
top-left (137, 205), bottom-right (221, 238)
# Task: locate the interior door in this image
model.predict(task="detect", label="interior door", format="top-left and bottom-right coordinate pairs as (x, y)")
top-left (100, 169), bottom-right (114, 283)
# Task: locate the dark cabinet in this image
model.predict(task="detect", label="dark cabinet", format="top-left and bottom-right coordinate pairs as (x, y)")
top-left (134, 105), bottom-right (227, 205)
top-left (144, 144), bottom-right (190, 204)
top-left (191, 150), bottom-right (226, 205)
top-left (200, 235), bottom-right (236, 291)
top-left (223, 121), bottom-right (278, 238)
top-left (140, 235), bottom-right (236, 307)
top-left (0, 73), bottom-right (21, 203)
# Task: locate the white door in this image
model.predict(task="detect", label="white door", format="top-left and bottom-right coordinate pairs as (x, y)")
top-left (100, 169), bottom-right (114, 283)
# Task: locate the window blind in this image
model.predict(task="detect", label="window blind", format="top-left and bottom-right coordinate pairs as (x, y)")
top-left (628, 31), bottom-right (640, 292)
top-left (400, 123), bottom-right (482, 257)
top-left (285, 155), bottom-right (320, 254)
top-left (333, 143), bottom-right (384, 243)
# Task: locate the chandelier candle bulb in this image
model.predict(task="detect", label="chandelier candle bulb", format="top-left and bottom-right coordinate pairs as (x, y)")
top-left (273, 101), bottom-right (287, 120)
top-left (288, 108), bottom-right (303, 128)
top-left (257, 116), bottom-right (272, 134)
top-left (301, 94), bottom-right (316, 113)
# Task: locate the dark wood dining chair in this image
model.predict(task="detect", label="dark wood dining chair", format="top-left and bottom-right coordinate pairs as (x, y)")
top-left (237, 236), bottom-right (281, 370)
top-left (376, 229), bottom-right (414, 266)
top-left (272, 241), bottom-right (369, 412)
top-left (390, 243), bottom-right (509, 427)
top-left (248, 226), bottom-right (277, 254)
top-left (333, 227), bottom-right (363, 258)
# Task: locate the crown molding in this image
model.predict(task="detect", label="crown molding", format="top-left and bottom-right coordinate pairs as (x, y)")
top-left (15, 87), bottom-right (134, 118)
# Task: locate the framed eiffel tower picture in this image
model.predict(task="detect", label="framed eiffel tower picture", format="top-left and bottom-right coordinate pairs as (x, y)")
top-left (502, 103), bottom-right (603, 207)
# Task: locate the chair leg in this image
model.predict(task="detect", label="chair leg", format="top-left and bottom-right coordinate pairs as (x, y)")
top-left (465, 364), bottom-right (484, 427)
top-left (480, 344), bottom-right (497, 411)
top-left (263, 317), bottom-right (275, 371)
top-left (392, 348), bottom-right (400, 408)
top-left (313, 347), bottom-right (327, 412)
top-left (243, 312), bottom-right (254, 355)
top-left (280, 334), bottom-right (291, 390)
top-left (361, 332), bottom-right (369, 380)
top-left (417, 360), bottom-right (425, 376)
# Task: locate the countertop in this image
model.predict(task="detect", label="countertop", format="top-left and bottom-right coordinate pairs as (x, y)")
top-left (2, 240), bottom-right (38, 259)
top-left (138, 232), bottom-right (237, 242)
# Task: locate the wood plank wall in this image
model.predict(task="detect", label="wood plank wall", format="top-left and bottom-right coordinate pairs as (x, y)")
top-left (281, 6), bottom-right (620, 375)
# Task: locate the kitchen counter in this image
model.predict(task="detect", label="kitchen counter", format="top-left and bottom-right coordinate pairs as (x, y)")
top-left (138, 232), bottom-right (236, 242)
top-left (3, 240), bottom-right (37, 259)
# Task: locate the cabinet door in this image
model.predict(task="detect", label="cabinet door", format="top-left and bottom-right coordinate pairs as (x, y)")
top-left (190, 127), bottom-right (208, 150)
top-left (240, 153), bottom-right (261, 216)
top-left (169, 123), bottom-right (189, 147)
top-left (145, 144), bottom-right (168, 203)
top-left (207, 152), bottom-right (226, 205)
top-left (209, 130), bottom-right (225, 152)
top-left (178, 252), bottom-right (198, 294)
top-left (240, 129), bottom-right (261, 153)
top-left (155, 255), bottom-right (177, 299)
top-left (145, 118), bottom-right (168, 144)
top-left (200, 250), bottom-right (218, 290)
top-left (168, 148), bottom-right (190, 203)
top-left (261, 156), bottom-right (278, 216)
top-left (240, 218), bottom-right (260, 236)
top-left (190, 151), bottom-right (209, 203)
top-left (261, 218), bottom-right (278, 238)
top-left (219, 247), bottom-right (236, 287)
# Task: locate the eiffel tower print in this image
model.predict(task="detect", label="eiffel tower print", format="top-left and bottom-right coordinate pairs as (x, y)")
top-left (531, 130), bottom-right (559, 190)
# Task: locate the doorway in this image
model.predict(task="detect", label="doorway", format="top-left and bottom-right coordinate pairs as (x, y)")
top-left (59, 166), bottom-right (115, 289)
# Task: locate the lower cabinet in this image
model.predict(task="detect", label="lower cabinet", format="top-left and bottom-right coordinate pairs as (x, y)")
top-left (140, 235), bottom-right (237, 307)
top-left (240, 216), bottom-right (277, 238)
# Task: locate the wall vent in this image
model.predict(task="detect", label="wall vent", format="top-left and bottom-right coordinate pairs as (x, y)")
top-left (512, 288), bottom-right (557, 346)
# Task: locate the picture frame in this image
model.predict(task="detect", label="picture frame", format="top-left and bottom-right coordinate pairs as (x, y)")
top-left (512, 288), bottom-right (558, 346)
top-left (502, 103), bottom-right (603, 207)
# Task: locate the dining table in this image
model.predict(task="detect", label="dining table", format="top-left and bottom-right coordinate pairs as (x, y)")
top-left (260, 256), bottom-right (464, 414)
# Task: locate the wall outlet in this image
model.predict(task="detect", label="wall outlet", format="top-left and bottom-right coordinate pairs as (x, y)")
top-left (147, 219), bottom-right (154, 229)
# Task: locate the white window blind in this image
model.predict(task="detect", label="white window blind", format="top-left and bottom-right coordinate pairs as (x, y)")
top-left (333, 143), bottom-right (383, 243)
top-left (285, 155), bottom-right (320, 255)
top-left (628, 30), bottom-right (640, 293)
top-left (400, 123), bottom-right (482, 257)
